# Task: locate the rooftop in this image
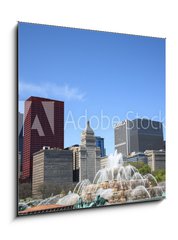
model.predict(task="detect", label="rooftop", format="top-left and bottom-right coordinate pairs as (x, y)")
top-left (33, 147), bottom-right (71, 156)
top-left (25, 96), bottom-right (64, 103)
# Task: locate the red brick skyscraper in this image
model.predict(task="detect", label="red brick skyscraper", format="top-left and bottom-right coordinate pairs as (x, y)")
top-left (22, 96), bottom-right (64, 182)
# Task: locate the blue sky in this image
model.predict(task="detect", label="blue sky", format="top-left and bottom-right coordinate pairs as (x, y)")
top-left (18, 22), bottom-right (165, 155)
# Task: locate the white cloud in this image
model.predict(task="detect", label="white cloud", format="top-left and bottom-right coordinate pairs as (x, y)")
top-left (19, 81), bottom-right (86, 101)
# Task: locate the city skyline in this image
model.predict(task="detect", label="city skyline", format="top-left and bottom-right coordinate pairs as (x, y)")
top-left (18, 22), bottom-right (165, 155)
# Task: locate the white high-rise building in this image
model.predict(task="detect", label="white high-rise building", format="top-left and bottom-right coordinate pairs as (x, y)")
top-left (79, 121), bottom-right (101, 182)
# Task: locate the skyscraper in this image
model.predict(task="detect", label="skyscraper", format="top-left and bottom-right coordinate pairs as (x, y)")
top-left (114, 119), bottom-right (164, 157)
top-left (22, 96), bottom-right (64, 182)
top-left (18, 112), bottom-right (24, 174)
top-left (95, 136), bottom-right (105, 157)
top-left (79, 121), bottom-right (101, 182)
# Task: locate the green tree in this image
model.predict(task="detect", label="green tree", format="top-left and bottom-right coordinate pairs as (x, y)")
top-left (19, 183), bottom-right (32, 199)
top-left (38, 182), bottom-right (76, 199)
top-left (127, 162), bottom-right (151, 175)
top-left (152, 169), bottom-right (165, 182)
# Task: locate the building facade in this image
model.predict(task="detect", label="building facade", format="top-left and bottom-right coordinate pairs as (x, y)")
top-left (18, 112), bottom-right (23, 175)
top-left (32, 147), bottom-right (73, 198)
top-left (95, 136), bottom-right (105, 157)
top-left (127, 152), bottom-right (148, 164)
top-left (65, 144), bottom-right (80, 182)
top-left (22, 96), bottom-right (64, 182)
top-left (100, 156), bottom-right (108, 169)
top-left (145, 150), bottom-right (165, 171)
top-left (115, 119), bottom-right (164, 157)
top-left (114, 120), bottom-right (128, 157)
top-left (79, 121), bottom-right (101, 182)
top-left (18, 152), bottom-right (21, 179)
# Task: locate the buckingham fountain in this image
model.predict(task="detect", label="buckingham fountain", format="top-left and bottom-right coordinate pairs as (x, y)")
top-left (18, 120), bottom-right (165, 214)
top-left (19, 150), bottom-right (165, 213)
top-left (45, 150), bottom-right (165, 209)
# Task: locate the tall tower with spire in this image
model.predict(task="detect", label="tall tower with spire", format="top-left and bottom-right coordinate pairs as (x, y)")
top-left (79, 121), bottom-right (101, 182)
